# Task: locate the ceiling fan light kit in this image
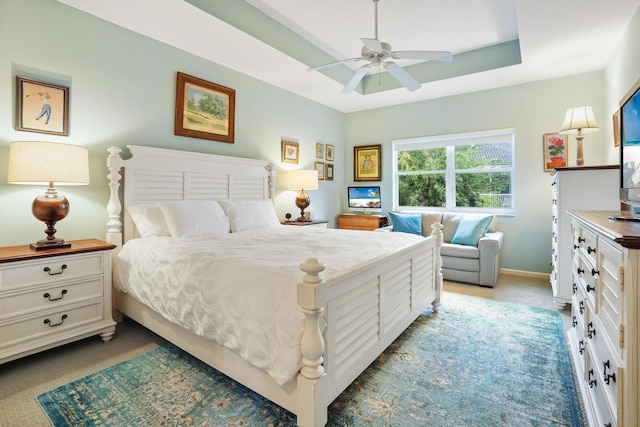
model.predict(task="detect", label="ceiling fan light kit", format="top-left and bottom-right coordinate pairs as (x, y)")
top-left (308, 0), bottom-right (452, 93)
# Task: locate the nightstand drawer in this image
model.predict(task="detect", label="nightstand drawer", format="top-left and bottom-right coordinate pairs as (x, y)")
top-left (0, 277), bottom-right (103, 321)
top-left (0, 301), bottom-right (104, 349)
top-left (0, 253), bottom-right (104, 290)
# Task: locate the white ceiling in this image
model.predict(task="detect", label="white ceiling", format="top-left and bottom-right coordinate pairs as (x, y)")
top-left (59, 0), bottom-right (639, 113)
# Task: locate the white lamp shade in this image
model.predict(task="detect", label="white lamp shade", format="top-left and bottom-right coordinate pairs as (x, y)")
top-left (559, 106), bottom-right (600, 135)
top-left (7, 141), bottom-right (90, 185)
top-left (288, 169), bottom-right (318, 191)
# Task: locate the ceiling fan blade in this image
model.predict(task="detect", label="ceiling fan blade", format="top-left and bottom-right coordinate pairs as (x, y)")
top-left (361, 38), bottom-right (383, 52)
top-left (384, 61), bottom-right (421, 91)
top-left (342, 64), bottom-right (371, 93)
top-left (392, 50), bottom-right (453, 62)
top-left (307, 56), bottom-right (366, 72)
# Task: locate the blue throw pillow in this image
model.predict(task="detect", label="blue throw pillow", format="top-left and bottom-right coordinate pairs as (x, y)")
top-left (388, 212), bottom-right (422, 235)
top-left (451, 215), bottom-right (493, 246)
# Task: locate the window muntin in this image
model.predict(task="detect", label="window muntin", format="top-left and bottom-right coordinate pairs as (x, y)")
top-left (393, 130), bottom-right (514, 214)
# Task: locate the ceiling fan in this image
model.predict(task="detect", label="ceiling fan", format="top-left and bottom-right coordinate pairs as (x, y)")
top-left (307, 0), bottom-right (453, 93)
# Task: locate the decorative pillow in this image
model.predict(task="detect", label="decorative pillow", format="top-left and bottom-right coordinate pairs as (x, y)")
top-left (388, 212), bottom-right (422, 235)
top-left (451, 215), bottom-right (494, 246)
top-left (158, 200), bottom-right (230, 237)
top-left (218, 199), bottom-right (280, 232)
top-left (127, 204), bottom-right (170, 238)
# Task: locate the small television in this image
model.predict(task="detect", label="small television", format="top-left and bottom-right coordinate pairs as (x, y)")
top-left (348, 186), bottom-right (382, 214)
top-left (619, 78), bottom-right (640, 210)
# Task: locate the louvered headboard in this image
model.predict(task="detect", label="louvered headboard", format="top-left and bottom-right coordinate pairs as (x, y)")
top-left (106, 145), bottom-right (275, 246)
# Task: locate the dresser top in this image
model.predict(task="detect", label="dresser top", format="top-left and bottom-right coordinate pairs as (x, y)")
top-left (0, 239), bottom-right (116, 264)
top-left (551, 164), bottom-right (618, 175)
top-left (569, 210), bottom-right (640, 248)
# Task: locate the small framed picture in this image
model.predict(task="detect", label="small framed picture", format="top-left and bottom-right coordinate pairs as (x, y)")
top-left (325, 163), bottom-right (334, 181)
top-left (326, 144), bottom-right (334, 161)
top-left (16, 76), bottom-right (69, 136)
top-left (175, 72), bottom-right (235, 143)
top-left (281, 140), bottom-right (299, 164)
top-left (354, 144), bottom-right (382, 181)
top-left (316, 142), bottom-right (325, 158)
top-left (543, 133), bottom-right (568, 171)
top-left (613, 110), bottom-right (620, 147)
top-left (315, 161), bottom-right (325, 180)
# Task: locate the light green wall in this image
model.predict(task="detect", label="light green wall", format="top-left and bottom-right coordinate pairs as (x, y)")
top-left (0, 0), bottom-right (345, 247)
top-left (345, 72), bottom-right (609, 274)
top-left (1, 0), bottom-right (639, 274)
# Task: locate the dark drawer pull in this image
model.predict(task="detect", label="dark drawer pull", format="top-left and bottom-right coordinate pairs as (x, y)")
top-left (578, 237), bottom-right (586, 243)
top-left (591, 268), bottom-right (599, 277)
top-left (577, 267), bottom-right (584, 275)
top-left (603, 360), bottom-right (616, 385)
top-left (587, 246), bottom-right (596, 254)
top-left (572, 316), bottom-right (577, 327)
top-left (588, 368), bottom-right (597, 388)
top-left (43, 289), bottom-right (67, 301)
top-left (572, 283), bottom-right (577, 294)
top-left (44, 264), bottom-right (67, 276)
top-left (43, 314), bottom-right (68, 327)
top-left (588, 322), bottom-right (596, 339)
top-left (586, 284), bottom-right (595, 293)
top-left (579, 340), bottom-right (585, 355)
top-left (579, 301), bottom-right (584, 315)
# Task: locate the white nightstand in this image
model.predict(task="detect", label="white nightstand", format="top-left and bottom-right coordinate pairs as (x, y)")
top-left (0, 239), bottom-right (117, 364)
top-left (281, 220), bottom-right (328, 228)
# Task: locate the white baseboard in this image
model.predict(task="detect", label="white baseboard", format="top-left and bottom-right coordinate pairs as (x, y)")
top-left (500, 268), bottom-right (550, 281)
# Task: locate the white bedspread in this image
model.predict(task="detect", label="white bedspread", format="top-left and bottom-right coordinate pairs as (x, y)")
top-left (115, 226), bottom-right (423, 385)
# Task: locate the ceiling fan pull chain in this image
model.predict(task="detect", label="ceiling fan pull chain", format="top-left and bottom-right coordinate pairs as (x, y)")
top-left (373, 0), bottom-right (379, 40)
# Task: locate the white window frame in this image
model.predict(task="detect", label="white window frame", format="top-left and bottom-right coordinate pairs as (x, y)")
top-left (392, 128), bottom-right (515, 215)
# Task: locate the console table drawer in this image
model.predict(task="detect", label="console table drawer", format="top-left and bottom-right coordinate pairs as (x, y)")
top-left (0, 277), bottom-right (103, 321)
top-left (0, 301), bottom-right (104, 349)
top-left (0, 253), bottom-right (104, 290)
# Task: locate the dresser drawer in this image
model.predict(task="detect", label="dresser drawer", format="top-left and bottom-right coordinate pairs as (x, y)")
top-left (0, 301), bottom-right (104, 349)
top-left (0, 277), bottom-right (103, 321)
top-left (590, 320), bottom-right (621, 415)
top-left (586, 346), bottom-right (618, 427)
top-left (575, 254), bottom-right (597, 307)
top-left (0, 253), bottom-right (104, 291)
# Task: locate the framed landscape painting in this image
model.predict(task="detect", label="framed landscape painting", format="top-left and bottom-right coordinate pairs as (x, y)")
top-left (175, 72), bottom-right (235, 143)
top-left (16, 76), bottom-right (69, 136)
top-left (354, 144), bottom-right (381, 181)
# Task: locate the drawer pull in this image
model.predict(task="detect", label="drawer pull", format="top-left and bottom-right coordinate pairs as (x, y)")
top-left (578, 237), bottom-right (586, 244)
top-left (572, 316), bottom-right (577, 327)
top-left (579, 301), bottom-right (585, 315)
top-left (605, 423), bottom-right (612, 427)
top-left (572, 283), bottom-right (577, 294)
top-left (587, 246), bottom-right (596, 254)
top-left (44, 264), bottom-right (67, 276)
top-left (573, 244), bottom-right (579, 250)
top-left (43, 289), bottom-right (67, 301)
top-left (43, 314), bottom-right (68, 327)
top-left (577, 267), bottom-right (584, 275)
top-left (588, 369), bottom-right (597, 388)
top-left (591, 268), bottom-right (599, 277)
top-left (578, 340), bottom-right (585, 355)
top-left (588, 322), bottom-right (596, 339)
top-left (586, 284), bottom-right (595, 293)
top-left (603, 360), bottom-right (616, 385)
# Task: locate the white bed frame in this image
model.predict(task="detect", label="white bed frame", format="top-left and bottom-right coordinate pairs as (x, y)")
top-left (106, 145), bottom-right (442, 427)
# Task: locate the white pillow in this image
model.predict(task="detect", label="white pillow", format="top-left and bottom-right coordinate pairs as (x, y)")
top-left (217, 199), bottom-right (280, 232)
top-left (158, 200), bottom-right (230, 237)
top-left (127, 204), bottom-right (170, 238)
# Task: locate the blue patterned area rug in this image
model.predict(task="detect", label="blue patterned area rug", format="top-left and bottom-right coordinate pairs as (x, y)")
top-left (37, 292), bottom-right (583, 426)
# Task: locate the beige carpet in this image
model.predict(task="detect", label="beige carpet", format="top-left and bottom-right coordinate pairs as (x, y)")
top-left (0, 273), bottom-right (566, 427)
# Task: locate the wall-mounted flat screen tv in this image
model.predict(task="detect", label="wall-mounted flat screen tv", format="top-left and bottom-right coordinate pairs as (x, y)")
top-left (619, 78), bottom-right (640, 209)
top-left (347, 186), bottom-right (382, 213)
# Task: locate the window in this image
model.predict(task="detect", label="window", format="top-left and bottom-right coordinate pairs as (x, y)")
top-left (392, 129), bottom-right (514, 214)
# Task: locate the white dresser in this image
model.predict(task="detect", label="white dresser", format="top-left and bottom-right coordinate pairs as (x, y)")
top-left (0, 239), bottom-right (116, 364)
top-left (551, 166), bottom-right (619, 309)
top-left (567, 210), bottom-right (639, 427)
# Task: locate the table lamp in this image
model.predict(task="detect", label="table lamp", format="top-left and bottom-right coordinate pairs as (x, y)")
top-left (559, 106), bottom-right (599, 166)
top-left (288, 169), bottom-right (319, 222)
top-left (7, 141), bottom-right (90, 250)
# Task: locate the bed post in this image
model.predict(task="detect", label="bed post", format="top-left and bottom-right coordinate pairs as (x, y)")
top-left (106, 146), bottom-right (123, 248)
top-left (297, 258), bottom-right (328, 427)
top-left (431, 222), bottom-right (444, 311)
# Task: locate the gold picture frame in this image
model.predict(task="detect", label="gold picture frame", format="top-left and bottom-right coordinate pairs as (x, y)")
top-left (281, 140), bottom-right (299, 164)
top-left (316, 142), bottom-right (325, 158)
top-left (354, 144), bottom-right (381, 181)
top-left (325, 163), bottom-right (334, 181)
top-left (315, 161), bottom-right (325, 180)
top-left (16, 76), bottom-right (69, 136)
top-left (326, 144), bottom-right (334, 161)
top-left (175, 72), bottom-right (235, 143)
